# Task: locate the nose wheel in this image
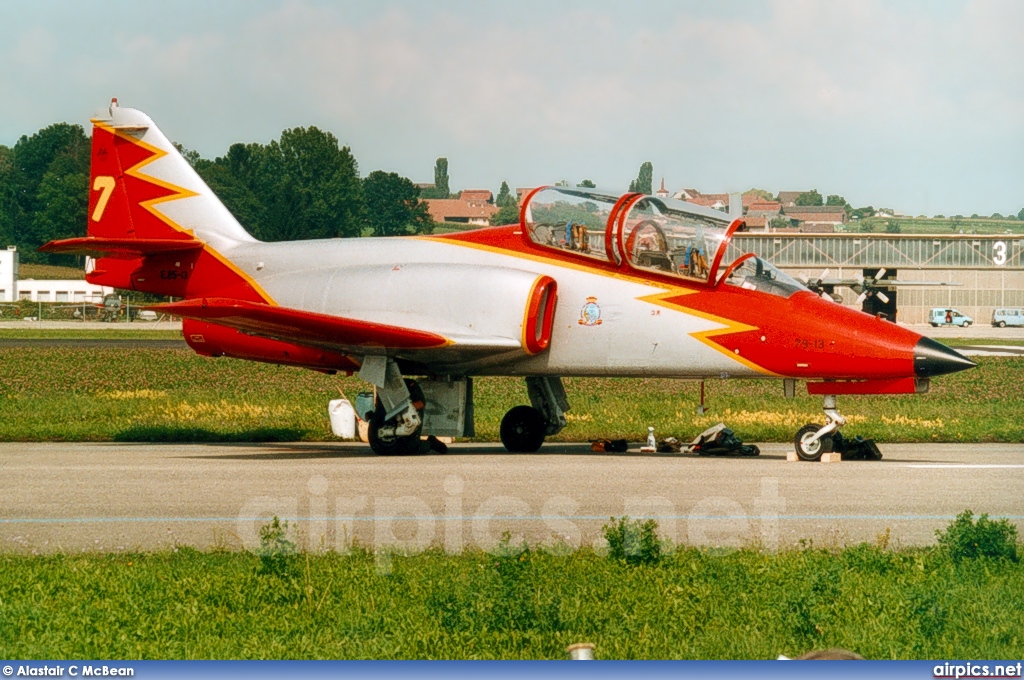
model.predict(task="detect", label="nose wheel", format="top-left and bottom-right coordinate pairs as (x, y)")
top-left (795, 394), bottom-right (845, 461)
top-left (795, 423), bottom-right (833, 461)
top-left (794, 394), bottom-right (882, 461)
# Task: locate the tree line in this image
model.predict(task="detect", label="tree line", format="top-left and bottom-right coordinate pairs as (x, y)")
top-left (6, 124), bottom-right (1020, 267)
top-left (0, 123), bottom-right (436, 264)
top-left (0, 123), bottom-right (90, 265)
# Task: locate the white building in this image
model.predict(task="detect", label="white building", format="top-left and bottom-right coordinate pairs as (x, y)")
top-left (1, 246), bottom-right (113, 303)
top-left (16, 279), bottom-right (114, 303)
top-left (0, 246), bottom-right (18, 302)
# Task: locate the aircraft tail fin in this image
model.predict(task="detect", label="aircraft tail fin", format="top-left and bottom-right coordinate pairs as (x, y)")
top-left (85, 98), bottom-right (255, 248)
top-left (41, 100), bottom-right (273, 304)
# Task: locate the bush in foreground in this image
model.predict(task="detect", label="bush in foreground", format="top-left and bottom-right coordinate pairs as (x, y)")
top-left (255, 516), bottom-right (297, 577)
top-left (603, 516), bottom-right (662, 566)
top-left (936, 510), bottom-right (1018, 562)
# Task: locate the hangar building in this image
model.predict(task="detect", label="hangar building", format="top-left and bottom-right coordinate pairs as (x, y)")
top-left (726, 233), bottom-right (1023, 325)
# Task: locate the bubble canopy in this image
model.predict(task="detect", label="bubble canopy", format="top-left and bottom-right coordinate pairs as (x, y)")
top-left (521, 186), bottom-right (808, 298)
top-left (521, 186), bottom-right (625, 262)
top-left (617, 193), bottom-right (732, 282)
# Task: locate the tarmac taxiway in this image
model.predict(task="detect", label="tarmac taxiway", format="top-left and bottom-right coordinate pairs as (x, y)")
top-left (1, 442), bottom-right (1021, 554)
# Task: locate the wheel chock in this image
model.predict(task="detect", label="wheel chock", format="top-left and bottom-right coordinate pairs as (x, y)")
top-left (786, 451), bottom-right (842, 463)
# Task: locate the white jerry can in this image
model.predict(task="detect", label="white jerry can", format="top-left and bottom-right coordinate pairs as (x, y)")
top-left (328, 398), bottom-right (356, 439)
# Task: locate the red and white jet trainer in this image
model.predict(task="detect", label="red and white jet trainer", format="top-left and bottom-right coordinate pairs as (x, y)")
top-left (42, 101), bottom-right (975, 458)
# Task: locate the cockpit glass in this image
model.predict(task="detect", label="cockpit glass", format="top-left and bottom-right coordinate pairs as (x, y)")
top-left (620, 196), bottom-right (731, 282)
top-left (725, 256), bottom-right (808, 298)
top-left (522, 187), bottom-right (618, 262)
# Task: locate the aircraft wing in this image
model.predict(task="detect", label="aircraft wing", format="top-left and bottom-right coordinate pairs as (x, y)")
top-left (150, 298), bottom-right (522, 357)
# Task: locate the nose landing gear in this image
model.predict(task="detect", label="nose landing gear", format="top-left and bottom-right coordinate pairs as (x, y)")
top-left (794, 395), bottom-right (843, 461)
top-left (794, 394), bottom-right (882, 461)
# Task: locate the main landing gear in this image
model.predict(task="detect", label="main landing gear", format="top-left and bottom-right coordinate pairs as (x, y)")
top-left (359, 356), bottom-right (425, 456)
top-left (794, 394), bottom-right (882, 462)
top-left (500, 376), bottom-right (569, 453)
top-left (368, 379), bottom-right (425, 456)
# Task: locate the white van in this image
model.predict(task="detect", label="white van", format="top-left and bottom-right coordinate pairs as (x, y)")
top-left (992, 308), bottom-right (1024, 328)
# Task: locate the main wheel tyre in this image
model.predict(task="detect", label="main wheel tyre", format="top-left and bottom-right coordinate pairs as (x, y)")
top-left (999, 321), bottom-right (1006, 328)
top-left (367, 380), bottom-right (425, 456)
top-left (963, 321), bottom-right (972, 327)
top-left (500, 405), bottom-right (547, 453)
top-left (930, 322), bottom-right (939, 327)
top-left (795, 423), bottom-right (832, 461)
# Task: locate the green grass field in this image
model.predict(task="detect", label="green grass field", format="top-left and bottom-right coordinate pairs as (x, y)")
top-left (945, 338), bottom-right (1024, 346)
top-left (0, 328), bottom-right (183, 339)
top-left (16, 263), bottom-right (87, 280)
top-left (852, 216), bottom-right (1024, 235)
top-left (0, 346), bottom-right (1020, 443)
top-left (0, 543), bottom-right (1020, 659)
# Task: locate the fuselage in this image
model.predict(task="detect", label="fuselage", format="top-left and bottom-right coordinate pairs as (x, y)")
top-left (209, 225), bottom-right (945, 382)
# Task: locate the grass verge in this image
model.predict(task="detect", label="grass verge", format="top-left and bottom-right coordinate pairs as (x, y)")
top-left (0, 543), bottom-right (1020, 659)
top-left (0, 347), bottom-right (1021, 443)
top-left (943, 338), bottom-right (1024, 346)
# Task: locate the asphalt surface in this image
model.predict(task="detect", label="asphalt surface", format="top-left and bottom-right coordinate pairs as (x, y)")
top-left (2, 442), bottom-right (1021, 554)
top-left (915, 324), bottom-right (1024, 339)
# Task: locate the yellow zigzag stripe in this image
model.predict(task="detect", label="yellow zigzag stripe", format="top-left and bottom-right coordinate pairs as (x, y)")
top-left (92, 119), bottom-right (276, 305)
top-left (636, 289), bottom-right (779, 376)
top-left (428, 236), bottom-right (777, 375)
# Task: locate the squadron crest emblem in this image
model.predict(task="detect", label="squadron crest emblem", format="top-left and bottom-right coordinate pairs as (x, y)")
top-left (578, 296), bottom-right (602, 326)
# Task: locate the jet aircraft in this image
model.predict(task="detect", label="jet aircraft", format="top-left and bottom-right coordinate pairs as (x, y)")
top-left (41, 101), bottom-right (976, 459)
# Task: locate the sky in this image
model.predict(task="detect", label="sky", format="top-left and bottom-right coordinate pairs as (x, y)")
top-left (1, 0), bottom-right (1021, 217)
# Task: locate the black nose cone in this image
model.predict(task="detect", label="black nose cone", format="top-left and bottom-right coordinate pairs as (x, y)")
top-left (914, 337), bottom-right (976, 377)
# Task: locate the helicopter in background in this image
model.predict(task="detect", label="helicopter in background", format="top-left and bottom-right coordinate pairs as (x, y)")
top-left (797, 267), bottom-right (960, 313)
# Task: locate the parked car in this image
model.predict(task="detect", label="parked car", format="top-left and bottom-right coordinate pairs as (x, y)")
top-left (992, 308), bottom-right (1024, 328)
top-left (930, 308), bottom-right (973, 327)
